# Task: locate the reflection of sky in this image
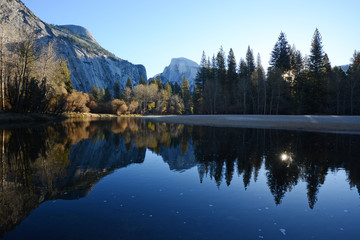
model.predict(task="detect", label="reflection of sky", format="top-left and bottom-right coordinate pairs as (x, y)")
top-left (9, 150), bottom-right (360, 240)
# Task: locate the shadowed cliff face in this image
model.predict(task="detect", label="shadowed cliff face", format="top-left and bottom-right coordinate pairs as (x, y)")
top-left (1, 118), bottom-right (360, 238)
top-left (0, 0), bottom-right (147, 93)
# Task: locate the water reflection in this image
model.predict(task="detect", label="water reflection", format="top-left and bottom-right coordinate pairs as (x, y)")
top-left (0, 118), bottom-right (360, 237)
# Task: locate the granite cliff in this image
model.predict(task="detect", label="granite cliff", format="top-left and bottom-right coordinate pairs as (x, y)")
top-left (0, 0), bottom-right (147, 92)
top-left (155, 57), bottom-right (199, 91)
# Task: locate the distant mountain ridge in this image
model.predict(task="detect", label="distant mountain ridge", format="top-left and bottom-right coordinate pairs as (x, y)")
top-left (154, 57), bottom-right (199, 91)
top-left (339, 65), bottom-right (349, 73)
top-left (0, 0), bottom-right (147, 92)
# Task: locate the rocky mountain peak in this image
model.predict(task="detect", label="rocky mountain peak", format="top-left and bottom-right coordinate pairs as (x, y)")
top-left (155, 57), bottom-right (199, 91)
top-left (57, 24), bottom-right (99, 45)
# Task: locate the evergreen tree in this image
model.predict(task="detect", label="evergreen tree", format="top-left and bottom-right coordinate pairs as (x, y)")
top-left (328, 66), bottom-right (345, 114)
top-left (180, 76), bottom-right (191, 114)
top-left (323, 54), bottom-right (331, 74)
top-left (174, 82), bottom-right (181, 95)
top-left (267, 33), bottom-right (292, 114)
top-left (246, 46), bottom-right (255, 75)
top-left (139, 76), bottom-right (146, 85)
top-left (194, 51), bottom-right (207, 114)
top-left (290, 45), bottom-right (304, 76)
top-left (100, 87), bottom-right (105, 101)
top-left (58, 60), bottom-right (73, 93)
top-left (252, 53), bottom-right (266, 114)
top-left (216, 46), bottom-right (226, 110)
top-left (126, 77), bottom-right (133, 90)
top-left (209, 54), bottom-right (219, 114)
top-left (91, 85), bottom-right (100, 102)
top-left (156, 76), bottom-right (163, 89)
top-left (347, 51), bottom-right (360, 114)
top-left (149, 77), bottom-right (156, 85)
top-left (165, 82), bottom-right (172, 95)
top-left (239, 58), bottom-right (249, 114)
top-left (309, 28), bottom-right (324, 77)
top-left (114, 80), bottom-right (121, 99)
top-left (306, 28), bottom-right (326, 114)
top-left (290, 45), bottom-right (305, 114)
top-left (103, 88), bottom-right (112, 102)
top-left (269, 32), bottom-right (291, 72)
top-left (227, 48), bottom-right (237, 109)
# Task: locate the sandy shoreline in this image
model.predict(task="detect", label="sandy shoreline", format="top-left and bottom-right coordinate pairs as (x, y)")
top-left (141, 115), bottom-right (360, 133)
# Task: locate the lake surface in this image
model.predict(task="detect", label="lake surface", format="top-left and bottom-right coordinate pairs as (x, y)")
top-left (1, 118), bottom-right (360, 239)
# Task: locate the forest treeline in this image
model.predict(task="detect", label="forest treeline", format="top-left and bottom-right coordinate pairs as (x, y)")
top-left (1, 28), bottom-right (359, 115)
top-left (194, 29), bottom-right (360, 115)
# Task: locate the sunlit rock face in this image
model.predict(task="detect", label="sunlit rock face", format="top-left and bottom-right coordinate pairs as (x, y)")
top-left (155, 58), bottom-right (199, 91)
top-left (0, 0), bottom-right (147, 93)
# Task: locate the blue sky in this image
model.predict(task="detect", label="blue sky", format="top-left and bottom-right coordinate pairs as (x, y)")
top-left (22, 0), bottom-right (360, 77)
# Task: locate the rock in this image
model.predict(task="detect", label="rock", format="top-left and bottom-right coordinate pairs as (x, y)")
top-left (154, 57), bottom-right (199, 92)
top-left (0, 0), bottom-right (147, 93)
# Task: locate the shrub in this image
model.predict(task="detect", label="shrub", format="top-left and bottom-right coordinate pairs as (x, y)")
top-left (128, 101), bottom-right (139, 114)
top-left (111, 99), bottom-right (128, 115)
top-left (64, 90), bottom-right (90, 113)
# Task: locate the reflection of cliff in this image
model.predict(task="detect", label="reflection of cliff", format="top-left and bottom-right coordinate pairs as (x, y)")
top-left (160, 139), bottom-right (196, 172)
top-left (0, 121), bottom-right (145, 237)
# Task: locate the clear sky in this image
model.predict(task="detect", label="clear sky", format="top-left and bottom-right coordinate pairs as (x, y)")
top-left (22, 0), bottom-right (360, 77)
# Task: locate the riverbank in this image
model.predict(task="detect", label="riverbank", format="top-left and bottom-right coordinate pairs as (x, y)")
top-left (142, 115), bottom-right (360, 133)
top-left (0, 112), bottom-right (130, 128)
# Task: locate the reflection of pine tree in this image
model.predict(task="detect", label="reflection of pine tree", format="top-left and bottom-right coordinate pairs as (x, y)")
top-left (225, 160), bottom-right (235, 186)
top-left (264, 131), bottom-right (300, 205)
top-left (305, 164), bottom-right (322, 209)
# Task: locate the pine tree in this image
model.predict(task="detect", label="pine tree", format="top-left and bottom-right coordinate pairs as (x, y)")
top-left (149, 77), bottom-right (156, 85)
top-left (165, 82), bottom-right (172, 95)
top-left (227, 48), bottom-right (237, 109)
top-left (307, 28), bottom-right (326, 114)
top-left (194, 51), bottom-right (207, 114)
top-left (239, 58), bottom-right (249, 113)
top-left (253, 53), bottom-right (266, 114)
top-left (348, 51), bottom-right (360, 114)
top-left (246, 46), bottom-right (255, 75)
top-left (290, 45), bottom-right (304, 114)
top-left (207, 55), bottom-right (219, 114)
top-left (91, 85), bottom-right (100, 102)
top-left (126, 77), bottom-right (133, 90)
top-left (174, 82), bottom-right (181, 95)
top-left (114, 80), bottom-right (121, 99)
top-left (323, 54), bottom-right (331, 74)
top-left (139, 76), bottom-right (146, 85)
top-left (267, 33), bottom-right (292, 114)
top-left (58, 60), bottom-right (73, 93)
top-left (103, 88), bottom-right (112, 102)
top-left (290, 45), bottom-right (303, 76)
top-left (328, 66), bottom-right (345, 114)
top-left (180, 76), bottom-right (191, 114)
top-left (216, 46), bottom-right (226, 111)
top-left (156, 76), bottom-right (163, 89)
top-left (100, 87), bottom-right (105, 102)
top-left (310, 28), bottom-right (324, 77)
top-left (269, 32), bottom-right (291, 72)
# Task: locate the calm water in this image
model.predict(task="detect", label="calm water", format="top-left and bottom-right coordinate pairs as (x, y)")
top-left (1, 118), bottom-right (360, 240)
